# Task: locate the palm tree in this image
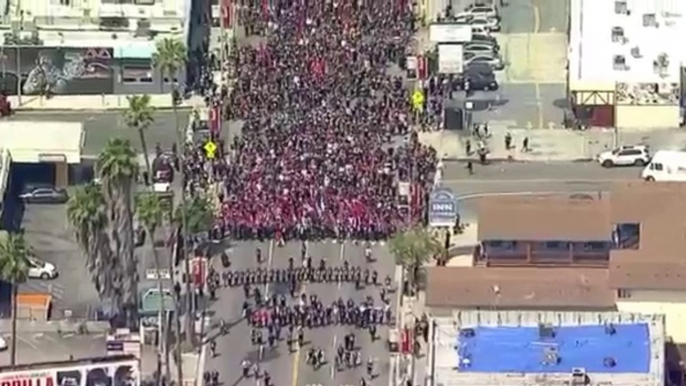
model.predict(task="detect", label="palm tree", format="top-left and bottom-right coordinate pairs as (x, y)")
top-left (98, 138), bottom-right (140, 328)
top-left (136, 191), bottom-right (170, 385)
top-left (67, 183), bottom-right (123, 323)
top-left (0, 232), bottom-right (31, 365)
top-left (173, 195), bottom-right (213, 346)
top-left (123, 95), bottom-right (156, 184)
top-left (152, 38), bottom-right (186, 103)
top-left (388, 227), bottom-right (442, 295)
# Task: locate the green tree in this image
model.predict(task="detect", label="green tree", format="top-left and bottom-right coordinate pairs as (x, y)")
top-left (67, 183), bottom-right (123, 322)
top-left (124, 95), bottom-right (156, 183)
top-left (97, 138), bottom-right (140, 328)
top-left (152, 38), bottom-right (186, 104)
top-left (136, 191), bottom-right (171, 385)
top-left (388, 227), bottom-right (442, 293)
top-left (173, 195), bottom-right (213, 346)
top-left (0, 233), bottom-right (31, 365)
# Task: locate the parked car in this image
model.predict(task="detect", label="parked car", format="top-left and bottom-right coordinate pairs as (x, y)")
top-left (471, 33), bottom-right (499, 46)
top-left (0, 336), bottom-right (7, 351)
top-left (464, 52), bottom-right (505, 71)
top-left (597, 145), bottom-right (650, 168)
top-left (457, 70), bottom-right (499, 91)
top-left (464, 62), bottom-right (495, 75)
top-left (463, 43), bottom-right (498, 55)
top-left (19, 186), bottom-right (69, 204)
top-left (468, 16), bottom-right (501, 32)
top-left (27, 256), bottom-right (58, 280)
top-left (459, 3), bottom-right (498, 18)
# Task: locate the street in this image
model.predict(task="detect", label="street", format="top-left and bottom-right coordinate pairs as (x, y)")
top-left (205, 240), bottom-right (396, 386)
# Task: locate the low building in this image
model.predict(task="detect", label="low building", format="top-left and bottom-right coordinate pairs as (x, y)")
top-left (610, 182), bottom-right (686, 343)
top-left (427, 183), bottom-right (686, 344)
top-left (568, 0), bottom-right (683, 129)
top-left (429, 311), bottom-right (665, 386)
top-left (476, 195), bottom-right (612, 267)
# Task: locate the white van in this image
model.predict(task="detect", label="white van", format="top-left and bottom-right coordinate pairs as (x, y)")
top-left (641, 150), bottom-right (686, 181)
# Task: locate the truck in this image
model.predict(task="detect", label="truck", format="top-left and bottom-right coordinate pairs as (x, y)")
top-left (641, 150), bottom-right (686, 181)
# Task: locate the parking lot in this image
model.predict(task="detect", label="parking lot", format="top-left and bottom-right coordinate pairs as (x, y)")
top-left (21, 203), bottom-right (100, 319)
top-left (426, 0), bottom-right (570, 129)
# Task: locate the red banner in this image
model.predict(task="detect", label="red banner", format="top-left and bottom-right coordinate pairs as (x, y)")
top-left (191, 257), bottom-right (207, 288)
top-left (221, 0), bottom-right (233, 28)
top-left (417, 55), bottom-right (427, 80)
top-left (210, 104), bottom-right (221, 137)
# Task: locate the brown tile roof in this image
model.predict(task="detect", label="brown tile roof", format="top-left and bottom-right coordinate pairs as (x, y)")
top-left (609, 182), bottom-right (686, 290)
top-left (477, 195), bottom-right (612, 242)
top-left (425, 266), bottom-right (616, 309)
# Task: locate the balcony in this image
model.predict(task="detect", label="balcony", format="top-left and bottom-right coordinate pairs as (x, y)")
top-left (478, 240), bottom-right (611, 267)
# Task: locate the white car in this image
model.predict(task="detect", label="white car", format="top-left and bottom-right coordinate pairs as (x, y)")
top-left (27, 257), bottom-right (58, 280)
top-left (458, 4), bottom-right (498, 19)
top-left (464, 52), bottom-right (505, 71)
top-left (468, 16), bottom-right (501, 32)
top-left (597, 145), bottom-right (650, 168)
top-left (0, 336), bottom-right (7, 351)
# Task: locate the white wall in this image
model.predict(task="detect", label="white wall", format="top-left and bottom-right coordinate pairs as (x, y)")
top-left (615, 105), bottom-right (680, 129)
top-left (617, 289), bottom-right (686, 343)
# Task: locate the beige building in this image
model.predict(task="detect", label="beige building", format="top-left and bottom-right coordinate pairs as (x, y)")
top-left (426, 183), bottom-right (686, 344)
top-left (568, 0), bottom-right (682, 129)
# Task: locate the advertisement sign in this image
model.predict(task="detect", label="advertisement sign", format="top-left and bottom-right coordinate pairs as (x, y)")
top-left (429, 24), bottom-right (473, 43)
top-left (438, 44), bottom-right (463, 74)
top-left (428, 187), bottom-right (457, 227)
top-left (0, 355), bottom-right (139, 386)
top-left (0, 46), bottom-right (114, 96)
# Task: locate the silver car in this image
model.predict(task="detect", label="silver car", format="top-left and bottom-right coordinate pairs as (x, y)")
top-left (464, 52), bottom-right (505, 71)
top-left (463, 43), bottom-right (497, 55)
top-left (459, 4), bottom-right (498, 19)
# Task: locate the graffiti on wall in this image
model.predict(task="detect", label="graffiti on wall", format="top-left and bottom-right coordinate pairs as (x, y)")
top-left (0, 46), bottom-right (114, 95)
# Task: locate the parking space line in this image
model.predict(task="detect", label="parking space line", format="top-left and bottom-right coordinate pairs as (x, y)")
top-left (16, 333), bottom-right (40, 350)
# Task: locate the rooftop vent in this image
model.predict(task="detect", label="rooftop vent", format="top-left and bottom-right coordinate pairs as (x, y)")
top-left (630, 46), bottom-right (641, 58)
top-left (643, 13), bottom-right (657, 27)
top-left (613, 55), bottom-right (628, 71)
top-left (571, 368), bottom-right (588, 386)
top-left (614, 0), bottom-right (628, 14)
top-left (611, 26), bottom-right (624, 42)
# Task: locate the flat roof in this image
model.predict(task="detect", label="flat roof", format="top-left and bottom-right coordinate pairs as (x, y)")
top-left (569, 0), bottom-right (683, 85)
top-left (426, 267), bottom-right (616, 309)
top-left (432, 311), bottom-right (665, 386)
top-left (0, 121), bottom-right (83, 164)
top-left (477, 195), bottom-right (612, 242)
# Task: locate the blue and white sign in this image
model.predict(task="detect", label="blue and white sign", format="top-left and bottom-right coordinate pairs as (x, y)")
top-left (428, 187), bottom-right (458, 227)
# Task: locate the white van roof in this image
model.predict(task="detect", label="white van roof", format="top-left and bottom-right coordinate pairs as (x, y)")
top-left (651, 150), bottom-right (686, 163)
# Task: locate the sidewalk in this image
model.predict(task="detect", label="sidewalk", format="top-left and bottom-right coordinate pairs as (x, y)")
top-left (7, 94), bottom-right (206, 111)
top-left (419, 127), bottom-right (686, 162)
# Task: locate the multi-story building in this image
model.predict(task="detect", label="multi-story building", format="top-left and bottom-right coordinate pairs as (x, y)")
top-left (0, 0), bottom-right (212, 96)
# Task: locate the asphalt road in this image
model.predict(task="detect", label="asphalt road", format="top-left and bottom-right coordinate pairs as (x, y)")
top-left (206, 240), bottom-right (396, 386)
top-left (440, 161), bottom-right (640, 220)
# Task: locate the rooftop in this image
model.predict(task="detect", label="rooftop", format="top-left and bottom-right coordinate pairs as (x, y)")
top-left (0, 121), bottom-right (83, 164)
top-left (610, 182), bottom-right (686, 290)
top-left (432, 311), bottom-right (665, 386)
top-left (426, 267), bottom-right (615, 309)
top-left (569, 0), bottom-right (683, 88)
top-left (477, 195), bottom-right (611, 242)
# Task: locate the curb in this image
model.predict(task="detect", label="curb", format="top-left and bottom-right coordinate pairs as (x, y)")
top-left (442, 157), bottom-right (595, 163)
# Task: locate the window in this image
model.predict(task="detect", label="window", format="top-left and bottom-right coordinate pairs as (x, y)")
top-left (545, 241), bottom-right (568, 250)
top-left (60, 0), bottom-right (71, 5)
top-left (618, 149), bottom-right (641, 156)
top-left (617, 289), bottom-right (631, 299)
top-left (122, 65), bottom-right (153, 83)
top-left (135, 0), bottom-right (155, 5)
top-left (583, 242), bottom-right (608, 251)
top-left (650, 162), bottom-right (663, 171)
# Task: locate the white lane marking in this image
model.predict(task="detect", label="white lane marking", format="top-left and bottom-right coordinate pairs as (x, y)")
top-left (331, 334), bottom-right (338, 379)
top-left (265, 239), bottom-right (275, 294)
top-left (338, 242), bottom-right (345, 290)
